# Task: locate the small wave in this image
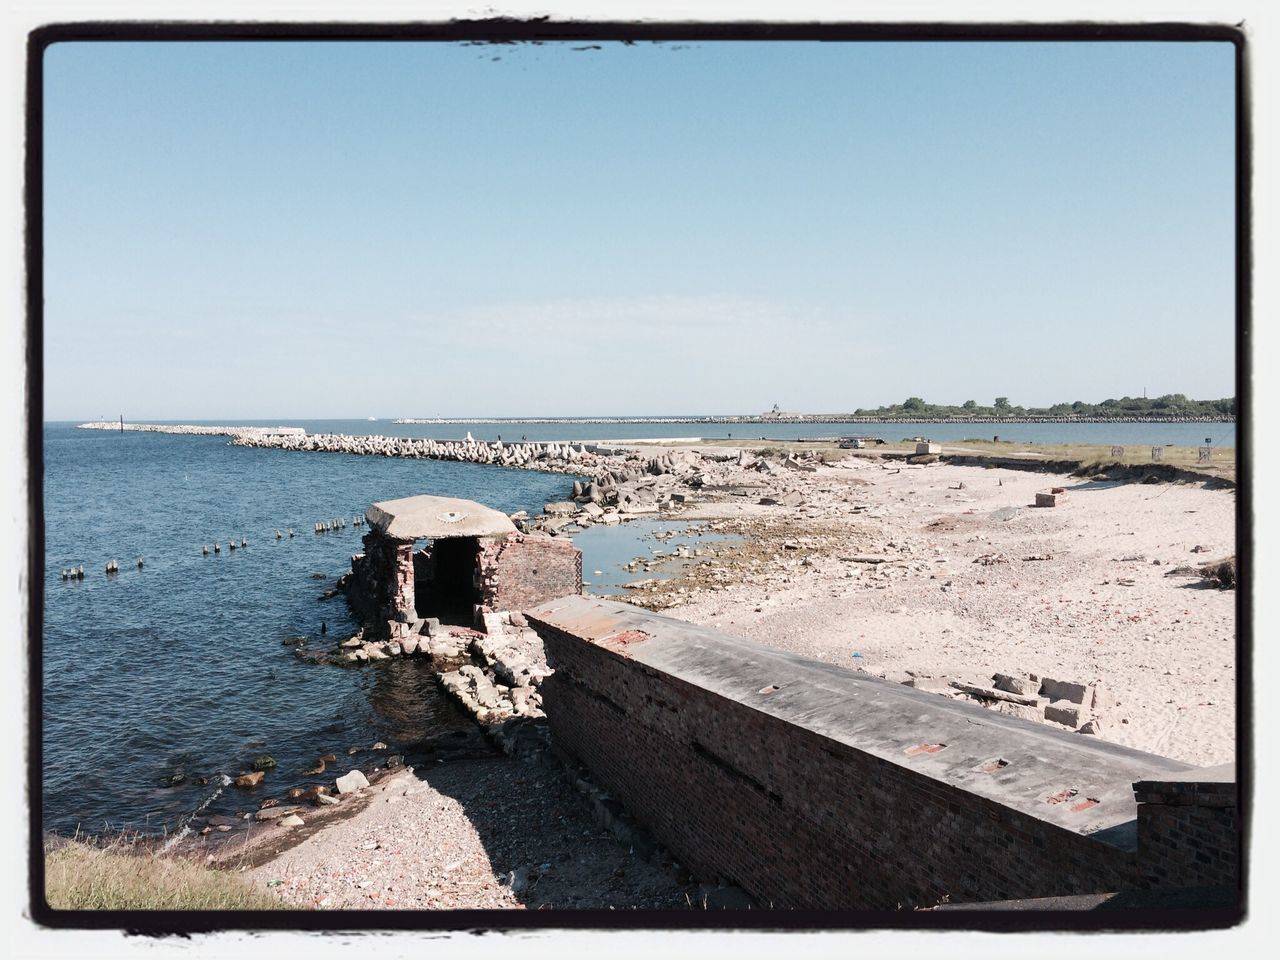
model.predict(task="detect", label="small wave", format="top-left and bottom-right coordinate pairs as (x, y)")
top-left (158, 774), bottom-right (232, 855)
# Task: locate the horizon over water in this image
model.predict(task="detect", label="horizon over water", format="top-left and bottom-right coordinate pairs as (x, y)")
top-left (51, 417), bottom-right (1236, 448)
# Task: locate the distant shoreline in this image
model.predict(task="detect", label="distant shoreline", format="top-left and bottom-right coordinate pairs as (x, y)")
top-left (391, 415), bottom-right (1234, 426)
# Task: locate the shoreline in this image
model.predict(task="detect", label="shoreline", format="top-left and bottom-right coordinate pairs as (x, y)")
top-left (392, 414), bottom-right (1235, 425)
top-left (50, 437), bottom-right (1236, 910)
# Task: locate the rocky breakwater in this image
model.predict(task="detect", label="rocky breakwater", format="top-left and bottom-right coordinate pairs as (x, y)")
top-left (513, 447), bottom-right (756, 536)
top-left (230, 432), bottom-right (595, 475)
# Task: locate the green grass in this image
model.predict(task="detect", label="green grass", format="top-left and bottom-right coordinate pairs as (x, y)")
top-left (43, 835), bottom-right (290, 911)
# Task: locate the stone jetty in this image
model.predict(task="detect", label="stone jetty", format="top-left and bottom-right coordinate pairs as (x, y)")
top-left (229, 431), bottom-right (593, 476)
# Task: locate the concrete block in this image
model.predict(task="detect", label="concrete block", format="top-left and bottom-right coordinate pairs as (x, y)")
top-left (903, 676), bottom-right (952, 695)
top-left (992, 673), bottom-right (1038, 697)
top-left (1035, 492), bottom-right (1060, 507)
top-left (949, 680), bottom-right (1039, 706)
top-left (1044, 700), bottom-right (1086, 728)
top-left (1088, 682), bottom-right (1112, 712)
top-left (993, 701), bottom-right (1043, 722)
top-left (1040, 677), bottom-right (1090, 705)
top-left (915, 442), bottom-right (942, 455)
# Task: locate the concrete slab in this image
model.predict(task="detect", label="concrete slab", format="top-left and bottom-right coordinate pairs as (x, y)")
top-left (526, 596), bottom-right (1196, 846)
top-left (366, 494), bottom-right (517, 540)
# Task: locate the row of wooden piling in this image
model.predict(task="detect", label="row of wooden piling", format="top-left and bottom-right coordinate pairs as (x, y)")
top-left (60, 507), bottom-right (375, 582)
top-left (60, 557), bottom-right (143, 579)
top-left (314, 515), bottom-right (365, 533)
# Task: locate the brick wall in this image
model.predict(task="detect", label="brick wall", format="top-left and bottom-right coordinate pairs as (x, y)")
top-left (344, 530), bottom-right (415, 624)
top-left (535, 622), bottom-right (1149, 910)
top-left (1134, 778), bottom-right (1240, 890)
top-left (477, 534), bottom-right (582, 612)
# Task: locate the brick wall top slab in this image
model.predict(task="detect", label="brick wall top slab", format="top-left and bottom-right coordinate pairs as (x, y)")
top-left (526, 596), bottom-right (1199, 845)
top-left (1133, 763), bottom-right (1238, 808)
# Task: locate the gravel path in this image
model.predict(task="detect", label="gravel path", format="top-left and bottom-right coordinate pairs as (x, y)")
top-left (244, 753), bottom-right (699, 911)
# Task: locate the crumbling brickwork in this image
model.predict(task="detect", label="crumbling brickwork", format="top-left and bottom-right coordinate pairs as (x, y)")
top-left (344, 530), bottom-right (415, 623)
top-left (346, 530), bottom-right (581, 626)
top-left (533, 620), bottom-right (1238, 910)
top-left (477, 534), bottom-right (582, 612)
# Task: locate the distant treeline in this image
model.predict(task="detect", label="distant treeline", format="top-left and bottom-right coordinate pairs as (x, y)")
top-left (849, 395), bottom-right (1235, 420)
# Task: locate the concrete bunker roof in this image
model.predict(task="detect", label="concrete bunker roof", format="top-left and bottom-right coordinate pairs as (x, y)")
top-left (366, 494), bottom-right (517, 541)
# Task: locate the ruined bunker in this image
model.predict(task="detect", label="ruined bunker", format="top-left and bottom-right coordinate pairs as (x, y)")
top-left (345, 493), bottom-right (582, 628)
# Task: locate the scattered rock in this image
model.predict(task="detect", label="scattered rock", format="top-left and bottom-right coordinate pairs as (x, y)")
top-left (335, 769), bottom-right (370, 794)
top-left (255, 805), bottom-right (302, 821)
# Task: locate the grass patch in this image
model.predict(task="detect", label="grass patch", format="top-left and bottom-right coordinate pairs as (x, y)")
top-left (43, 835), bottom-right (290, 911)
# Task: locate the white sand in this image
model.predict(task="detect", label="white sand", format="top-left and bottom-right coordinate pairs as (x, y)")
top-left (665, 458), bottom-right (1235, 767)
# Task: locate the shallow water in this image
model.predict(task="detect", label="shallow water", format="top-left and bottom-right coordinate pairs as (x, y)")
top-left (573, 519), bottom-right (743, 596)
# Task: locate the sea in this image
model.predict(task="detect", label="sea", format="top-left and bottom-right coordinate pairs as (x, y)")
top-left (39, 417), bottom-right (1234, 837)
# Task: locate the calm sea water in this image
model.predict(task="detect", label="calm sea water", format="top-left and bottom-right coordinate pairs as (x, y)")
top-left (41, 424), bottom-right (584, 837)
top-left (87, 417), bottom-right (1236, 447)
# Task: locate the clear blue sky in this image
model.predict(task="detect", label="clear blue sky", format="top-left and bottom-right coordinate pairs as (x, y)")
top-left (42, 40), bottom-right (1236, 420)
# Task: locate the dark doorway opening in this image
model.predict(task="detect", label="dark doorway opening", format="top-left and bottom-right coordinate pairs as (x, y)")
top-left (416, 536), bottom-right (480, 622)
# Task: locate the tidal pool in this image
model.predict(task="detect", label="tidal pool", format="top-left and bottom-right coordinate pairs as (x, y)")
top-left (571, 518), bottom-right (743, 596)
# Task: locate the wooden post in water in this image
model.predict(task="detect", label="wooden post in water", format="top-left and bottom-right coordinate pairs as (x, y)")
top-left (119, 414), bottom-right (123, 434)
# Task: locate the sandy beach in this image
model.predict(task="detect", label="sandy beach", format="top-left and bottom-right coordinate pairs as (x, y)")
top-left (663, 455), bottom-right (1236, 767)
